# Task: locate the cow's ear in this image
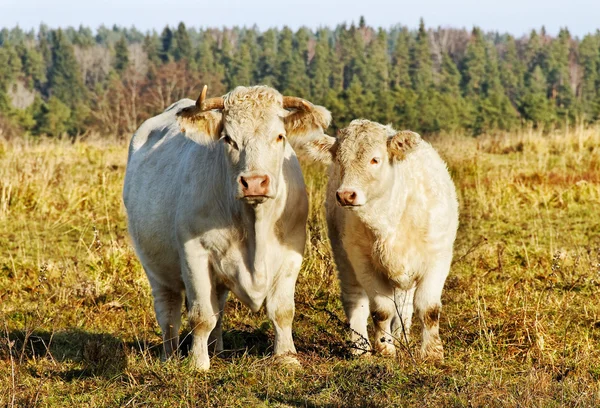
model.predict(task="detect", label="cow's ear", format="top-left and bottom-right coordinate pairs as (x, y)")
top-left (176, 86), bottom-right (225, 141)
top-left (304, 134), bottom-right (337, 164)
top-left (176, 105), bottom-right (224, 142)
top-left (387, 130), bottom-right (421, 161)
top-left (283, 100), bottom-right (331, 139)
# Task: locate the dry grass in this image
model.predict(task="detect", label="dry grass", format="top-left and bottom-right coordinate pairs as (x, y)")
top-left (1, 127), bottom-right (600, 407)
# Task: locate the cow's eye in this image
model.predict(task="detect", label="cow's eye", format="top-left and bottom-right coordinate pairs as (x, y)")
top-left (277, 134), bottom-right (285, 142)
top-left (223, 135), bottom-right (238, 149)
top-left (370, 157), bottom-right (380, 165)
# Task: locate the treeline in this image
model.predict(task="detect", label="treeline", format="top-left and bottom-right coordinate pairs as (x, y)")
top-left (1, 18), bottom-right (600, 138)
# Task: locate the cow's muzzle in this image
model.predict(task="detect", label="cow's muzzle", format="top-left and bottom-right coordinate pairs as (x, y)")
top-left (238, 173), bottom-right (272, 203)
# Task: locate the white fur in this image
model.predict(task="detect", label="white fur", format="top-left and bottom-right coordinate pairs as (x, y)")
top-left (306, 120), bottom-right (459, 360)
top-left (123, 86), bottom-right (327, 370)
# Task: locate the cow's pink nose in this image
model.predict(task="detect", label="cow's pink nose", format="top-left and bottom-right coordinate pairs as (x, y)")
top-left (240, 175), bottom-right (270, 196)
top-left (336, 190), bottom-right (357, 206)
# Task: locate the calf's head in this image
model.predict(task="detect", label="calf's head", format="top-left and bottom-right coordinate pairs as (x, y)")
top-left (305, 119), bottom-right (421, 208)
top-left (177, 85), bottom-right (330, 205)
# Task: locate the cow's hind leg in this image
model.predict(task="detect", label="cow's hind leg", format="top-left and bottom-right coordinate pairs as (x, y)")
top-left (414, 255), bottom-right (451, 361)
top-left (266, 252), bottom-right (301, 365)
top-left (149, 278), bottom-right (184, 360)
top-left (181, 245), bottom-right (219, 370)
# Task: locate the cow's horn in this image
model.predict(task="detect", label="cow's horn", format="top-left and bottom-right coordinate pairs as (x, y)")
top-left (283, 96), bottom-right (312, 110)
top-left (196, 85), bottom-right (225, 111)
top-left (195, 85), bottom-right (208, 108)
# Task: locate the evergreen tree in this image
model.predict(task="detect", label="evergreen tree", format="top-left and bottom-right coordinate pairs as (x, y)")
top-left (436, 52), bottom-right (469, 131)
top-left (499, 35), bottom-right (525, 106)
top-left (391, 28), bottom-right (411, 89)
top-left (309, 29), bottom-right (332, 102)
top-left (365, 29), bottom-right (389, 91)
top-left (228, 41), bottom-right (253, 87)
top-left (462, 27), bottom-right (487, 97)
top-left (17, 44), bottom-right (46, 89)
top-left (256, 29), bottom-right (278, 86)
top-left (173, 22), bottom-right (192, 61)
top-left (114, 35), bottom-right (129, 73)
top-left (143, 32), bottom-right (161, 66)
top-left (35, 96), bottom-right (71, 136)
top-left (409, 19), bottom-right (433, 91)
top-left (547, 28), bottom-right (575, 120)
top-left (159, 26), bottom-right (174, 63)
top-left (579, 33), bottom-right (600, 120)
top-left (520, 65), bottom-right (555, 127)
top-left (47, 29), bottom-right (88, 135)
top-left (48, 30), bottom-right (86, 105)
top-left (276, 27), bottom-right (294, 92)
top-left (476, 45), bottom-right (518, 133)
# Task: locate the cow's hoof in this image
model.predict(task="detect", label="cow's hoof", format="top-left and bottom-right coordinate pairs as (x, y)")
top-left (189, 355), bottom-right (211, 371)
top-left (274, 354), bottom-right (302, 370)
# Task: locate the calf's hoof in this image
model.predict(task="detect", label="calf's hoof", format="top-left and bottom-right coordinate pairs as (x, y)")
top-left (421, 342), bottom-right (444, 362)
top-left (349, 338), bottom-right (372, 356)
top-left (374, 336), bottom-right (397, 357)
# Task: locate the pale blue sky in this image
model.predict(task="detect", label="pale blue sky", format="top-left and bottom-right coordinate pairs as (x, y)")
top-left (2, 0), bottom-right (599, 37)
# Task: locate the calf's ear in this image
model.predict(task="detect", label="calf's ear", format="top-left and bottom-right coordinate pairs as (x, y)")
top-left (304, 135), bottom-right (337, 164)
top-left (387, 130), bottom-right (421, 161)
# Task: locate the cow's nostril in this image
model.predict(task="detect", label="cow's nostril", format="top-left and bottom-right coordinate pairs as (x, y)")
top-left (260, 177), bottom-right (268, 187)
top-left (349, 192), bottom-right (356, 200)
top-left (240, 177), bottom-right (249, 189)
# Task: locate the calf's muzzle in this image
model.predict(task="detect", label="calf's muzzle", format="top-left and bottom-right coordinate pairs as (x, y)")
top-left (336, 189), bottom-right (358, 206)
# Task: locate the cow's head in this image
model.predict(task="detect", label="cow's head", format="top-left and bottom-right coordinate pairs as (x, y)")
top-left (305, 119), bottom-right (421, 208)
top-left (177, 85), bottom-right (331, 205)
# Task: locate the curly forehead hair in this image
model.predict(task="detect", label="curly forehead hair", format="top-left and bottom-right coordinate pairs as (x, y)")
top-left (223, 86), bottom-right (284, 117)
top-left (338, 119), bottom-right (395, 141)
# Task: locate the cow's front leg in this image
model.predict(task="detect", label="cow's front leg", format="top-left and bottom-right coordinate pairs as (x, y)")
top-left (266, 253), bottom-right (301, 365)
top-left (181, 241), bottom-right (219, 370)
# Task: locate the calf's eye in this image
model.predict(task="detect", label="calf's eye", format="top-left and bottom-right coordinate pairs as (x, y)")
top-left (370, 157), bottom-right (380, 165)
top-left (277, 134), bottom-right (285, 142)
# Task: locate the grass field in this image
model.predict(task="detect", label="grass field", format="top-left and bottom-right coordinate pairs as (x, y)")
top-left (1, 127), bottom-right (600, 407)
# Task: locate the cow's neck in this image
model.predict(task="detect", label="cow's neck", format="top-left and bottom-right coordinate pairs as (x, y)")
top-left (237, 173), bottom-right (286, 290)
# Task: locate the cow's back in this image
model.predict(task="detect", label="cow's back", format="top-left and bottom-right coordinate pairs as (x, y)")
top-left (123, 99), bottom-right (200, 284)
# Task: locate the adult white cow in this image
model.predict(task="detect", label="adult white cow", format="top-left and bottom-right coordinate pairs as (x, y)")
top-left (123, 85), bottom-right (331, 370)
top-left (305, 119), bottom-right (458, 361)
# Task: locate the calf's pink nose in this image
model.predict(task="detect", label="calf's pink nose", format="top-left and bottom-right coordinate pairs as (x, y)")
top-left (240, 175), bottom-right (270, 196)
top-left (336, 190), bottom-right (357, 206)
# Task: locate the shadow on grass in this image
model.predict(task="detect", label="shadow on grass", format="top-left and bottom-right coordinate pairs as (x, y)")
top-left (3, 329), bottom-right (130, 380)
top-left (2, 324), bottom-right (288, 378)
